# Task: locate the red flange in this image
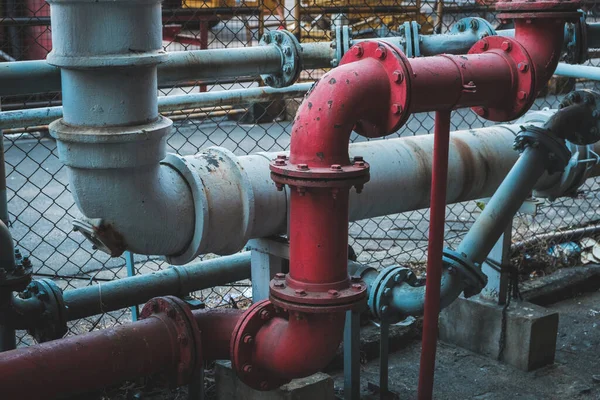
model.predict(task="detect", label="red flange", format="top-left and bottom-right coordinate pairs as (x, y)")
top-left (468, 36), bottom-right (535, 122)
top-left (269, 273), bottom-right (367, 313)
top-left (495, 0), bottom-right (580, 13)
top-left (140, 296), bottom-right (203, 387)
top-left (230, 300), bottom-right (291, 391)
top-left (496, 0), bottom-right (581, 20)
top-left (339, 41), bottom-right (412, 137)
top-left (270, 154), bottom-right (370, 193)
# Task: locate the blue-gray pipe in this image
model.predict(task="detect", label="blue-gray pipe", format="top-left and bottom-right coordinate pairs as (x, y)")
top-left (0, 43), bottom-right (327, 98)
top-left (554, 63), bottom-right (600, 82)
top-left (0, 83), bottom-right (314, 130)
top-left (63, 252), bottom-right (252, 321)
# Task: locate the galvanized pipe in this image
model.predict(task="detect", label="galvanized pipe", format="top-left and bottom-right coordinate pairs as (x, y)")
top-left (175, 114), bottom-right (600, 257)
top-left (0, 83), bottom-right (314, 130)
top-left (554, 63), bottom-right (600, 82)
top-left (0, 43), bottom-right (331, 97)
top-left (512, 222), bottom-right (600, 253)
top-left (63, 252), bottom-right (251, 321)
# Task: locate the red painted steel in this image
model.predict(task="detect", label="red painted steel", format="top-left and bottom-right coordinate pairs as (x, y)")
top-left (0, 3), bottom-right (580, 397)
top-left (0, 299), bottom-right (198, 399)
top-left (230, 300), bottom-right (345, 390)
top-left (194, 308), bottom-right (243, 361)
top-left (417, 111), bottom-right (452, 400)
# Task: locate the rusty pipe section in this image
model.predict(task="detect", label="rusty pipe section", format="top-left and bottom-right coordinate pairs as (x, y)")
top-left (174, 112), bottom-right (600, 258)
top-left (0, 296), bottom-right (205, 400)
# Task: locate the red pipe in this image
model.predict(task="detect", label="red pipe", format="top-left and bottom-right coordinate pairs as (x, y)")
top-left (194, 308), bottom-right (243, 361)
top-left (253, 312), bottom-right (344, 378)
top-left (407, 53), bottom-right (514, 113)
top-left (290, 58), bottom-right (393, 166)
top-left (417, 110), bottom-right (452, 400)
top-left (511, 18), bottom-right (565, 94)
top-left (0, 317), bottom-right (183, 399)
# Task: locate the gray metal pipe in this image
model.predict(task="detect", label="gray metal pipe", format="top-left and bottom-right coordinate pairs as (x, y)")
top-left (554, 63), bottom-right (600, 81)
top-left (64, 252), bottom-right (251, 321)
top-left (0, 83), bottom-right (314, 130)
top-left (456, 146), bottom-right (550, 264)
top-left (457, 103), bottom-right (596, 265)
top-left (0, 43), bottom-right (331, 98)
top-left (176, 111), bottom-right (600, 259)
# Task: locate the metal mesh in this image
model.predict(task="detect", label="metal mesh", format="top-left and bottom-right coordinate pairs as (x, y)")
top-left (2, 1), bottom-right (600, 354)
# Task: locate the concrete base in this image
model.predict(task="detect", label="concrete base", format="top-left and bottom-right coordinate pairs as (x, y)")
top-left (215, 361), bottom-right (335, 400)
top-left (439, 297), bottom-right (559, 371)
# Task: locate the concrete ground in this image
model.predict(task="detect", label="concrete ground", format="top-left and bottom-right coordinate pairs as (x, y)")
top-left (332, 288), bottom-right (600, 400)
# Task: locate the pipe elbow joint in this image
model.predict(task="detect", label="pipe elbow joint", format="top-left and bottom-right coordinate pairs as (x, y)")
top-left (230, 300), bottom-right (344, 391)
top-left (50, 117), bottom-right (196, 259)
top-left (289, 41), bottom-right (411, 167)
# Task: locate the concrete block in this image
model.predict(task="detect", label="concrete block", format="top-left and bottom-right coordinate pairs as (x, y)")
top-left (215, 360), bottom-right (335, 400)
top-left (439, 297), bottom-right (559, 371)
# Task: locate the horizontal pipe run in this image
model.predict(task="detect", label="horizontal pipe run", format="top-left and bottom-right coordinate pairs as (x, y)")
top-left (554, 63), bottom-right (600, 81)
top-left (63, 252), bottom-right (251, 321)
top-left (180, 116), bottom-right (600, 257)
top-left (0, 44), bottom-right (330, 97)
top-left (0, 83), bottom-right (313, 130)
top-left (0, 21), bottom-right (598, 99)
top-left (0, 316), bottom-right (185, 399)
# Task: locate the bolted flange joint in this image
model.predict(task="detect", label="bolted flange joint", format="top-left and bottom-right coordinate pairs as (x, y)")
top-left (557, 89), bottom-right (600, 145)
top-left (23, 279), bottom-right (68, 343)
top-left (140, 296), bottom-right (203, 387)
top-left (269, 273), bottom-right (367, 313)
top-left (468, 36), bottom-right (536, 122)
top-left (368, 265), bottom-right (417, 323)
top-left (259, 30), bottom-right (303, 88)
top-left (450, 17), bottom-right (496, 39)
top-left (230, 300), bottom-right (291, 391)
top-left (442, 249), bottom-right (488, 298)
top-left (340, 41), bottom-right (412, 137)
top-left (514, 126), bottom-right (571, 174)
top-left (270, 155), bottom-right (371, 199)
top-left (496, 0), bottom-right (582, 19)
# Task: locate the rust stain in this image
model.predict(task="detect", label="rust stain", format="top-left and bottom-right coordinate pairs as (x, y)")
top-left (452, 137), bottom-right (481, 201)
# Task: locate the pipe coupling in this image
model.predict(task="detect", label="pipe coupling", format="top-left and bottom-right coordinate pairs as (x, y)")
top-left (260, 30), bottom-right (303, 88)
top-left (513, 126), bottom-right (571, 174)
top-left (269, 273), bottom-right (367, 313)
top-left (22, 279), bottom-right (68, 343)
top-left (368, 265), bottom-right (417, 323)
top-left (468, 36), bottom-right (536, 122)
top-left (162, 147), bottom-right (258, 264)
top-left (140, 296), bottom-right (203, 387)
top-left (230, 300), bottom-right (291, 391)
top-left (442, 249), bottom-right (487, 298)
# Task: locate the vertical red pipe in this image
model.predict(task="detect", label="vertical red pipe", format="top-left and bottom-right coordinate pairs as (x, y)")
top-left (417, 110), bottom-right (452, 400)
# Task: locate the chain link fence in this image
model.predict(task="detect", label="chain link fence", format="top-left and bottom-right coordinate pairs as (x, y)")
top-left (2, 0), bottom-right (600, 366)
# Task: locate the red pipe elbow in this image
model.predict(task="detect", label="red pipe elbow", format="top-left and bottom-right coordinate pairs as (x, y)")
top-left (496, 0), bottom-right (582, 96)
top-left (252, 312), bottom-right (344, 379)
top-left (289, 56), bottom-right (393, 167)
